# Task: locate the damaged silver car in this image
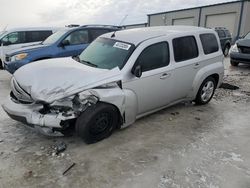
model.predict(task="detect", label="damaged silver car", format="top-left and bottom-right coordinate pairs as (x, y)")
top-left (2, 26), bottom-right (224, 144)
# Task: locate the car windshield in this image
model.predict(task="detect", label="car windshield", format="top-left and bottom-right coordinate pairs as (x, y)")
top-left (42, 29), bottom-right (68, 45)
top-left (79, 38), bottom-right (135, 70)
top-left (244, 32), bottom-right (250, 39)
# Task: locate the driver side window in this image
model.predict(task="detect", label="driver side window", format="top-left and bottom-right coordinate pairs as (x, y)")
top-left (135, 42), bottom-right (170, 72)
top-left (2, 32), bottom-right (25, 45)
top-left (64, 30), bottom-right (89, 45)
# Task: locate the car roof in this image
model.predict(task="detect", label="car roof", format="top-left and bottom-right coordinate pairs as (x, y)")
top-left (2, 27), bottom-right (61, 33)
top-left (102, 26), bottom-right (214, 46)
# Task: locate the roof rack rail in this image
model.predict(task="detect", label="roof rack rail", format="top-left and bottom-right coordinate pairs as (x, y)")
top-left (80, 24), bottom-right (122, 29)
top-left (66, 24), bottom-right (80, 28)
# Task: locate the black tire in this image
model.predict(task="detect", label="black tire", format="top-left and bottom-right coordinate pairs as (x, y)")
top-left (75, 102), bottom-right (119, 144)
top-left (0, 60), bottom-right (3, 70)
top-left (230, 61), bottom-right (239, 66)
top-left (223, 45), bottom-right (230, 57)
top-left (195, 77), bottom-right (216, 105)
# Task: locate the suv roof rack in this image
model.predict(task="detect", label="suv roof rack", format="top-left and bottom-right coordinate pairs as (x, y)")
top-left (66, 24), bottom-right (80, 28)
top-left (80, 24), bottom-right (121, 29)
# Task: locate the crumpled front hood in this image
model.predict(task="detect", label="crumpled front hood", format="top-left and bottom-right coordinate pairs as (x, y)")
top-left (237, 39), bottom-right (250, 48)
top-left (13, 57), bottom-right (122, 103)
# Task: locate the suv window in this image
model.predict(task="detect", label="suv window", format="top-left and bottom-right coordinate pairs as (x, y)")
top-left (2, 32), bottom-right (26, 45)
top-left (90, 29), bottom-right (110, 41)
top-left (173, 36), bottom-right (198, 62)
top-left (65, 30), bottom-right (89, 45)
top-left (216, 30), bottom-right (226, 38)
top-left (224, 30), bottom-right (231, 37)
top-left (200, 34), bottom-right (219, 55)
top-left (26, 31), bottom-right (53, 42)
top-left (135, 42), bottom-right (169, 72)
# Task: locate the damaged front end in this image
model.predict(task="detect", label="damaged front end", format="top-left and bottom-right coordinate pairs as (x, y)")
top-left (2, 78), bottom-right (125, 136)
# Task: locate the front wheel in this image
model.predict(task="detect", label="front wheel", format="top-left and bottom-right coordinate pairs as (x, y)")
top-left (230, 61), bottom-right (239, 66)
top-left (195, 77), bottom-right (216, 105)
top-left (75, 103), bottom-right (119, 144)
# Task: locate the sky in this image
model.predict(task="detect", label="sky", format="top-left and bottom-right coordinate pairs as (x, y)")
top-left (0, 0), bottom-right (234, 30)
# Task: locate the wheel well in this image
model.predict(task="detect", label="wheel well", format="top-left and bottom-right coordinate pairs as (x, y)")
top-left (96, 101), bottom-right (123, 129)
top-left (209, 74), bottom-right (219, 87)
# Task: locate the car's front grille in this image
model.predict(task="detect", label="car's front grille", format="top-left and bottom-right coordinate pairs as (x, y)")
top-left (239, 46), bottom-right (250, 54)
top-left (11, 78), bottom-right (34, 104)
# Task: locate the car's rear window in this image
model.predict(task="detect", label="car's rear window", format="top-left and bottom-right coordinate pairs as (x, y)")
top-left (200, 33), bottom-right (219, 55)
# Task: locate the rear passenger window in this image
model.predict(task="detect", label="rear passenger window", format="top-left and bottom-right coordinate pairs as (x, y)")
top-left (26, 31), bottom-right (53, 42)
top-left (200, 34), bottom-right (219, 55)
top-left (173, 36), bottom-right (198, 62)
top-left (136, 42), bottom-right (169, 72)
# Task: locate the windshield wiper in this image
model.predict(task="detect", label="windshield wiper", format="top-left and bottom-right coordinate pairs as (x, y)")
top-left (80, 60), bottom-right (98, 67)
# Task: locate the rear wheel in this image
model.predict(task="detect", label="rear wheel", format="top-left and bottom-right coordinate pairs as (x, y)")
top-left (0, 59), bottom-right (3, 69)
top-left (230, 61), bottom-right (239, 66)
top-left (75, 103), bottom-right (119, 144)
top-left (195, 77), bottom-right (216, 105)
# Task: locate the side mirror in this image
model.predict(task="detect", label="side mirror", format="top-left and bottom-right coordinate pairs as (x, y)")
top-left (132, 65), bottom-right (142, 78)
top-left (60, 40), bottom-right (70, 47)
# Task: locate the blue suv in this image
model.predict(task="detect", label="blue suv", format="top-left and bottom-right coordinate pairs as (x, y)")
top-left (4, 25), bottom-right (120, 74)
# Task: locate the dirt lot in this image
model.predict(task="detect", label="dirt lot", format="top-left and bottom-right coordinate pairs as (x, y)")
top-left (0, 58), bottom-right (250, 188)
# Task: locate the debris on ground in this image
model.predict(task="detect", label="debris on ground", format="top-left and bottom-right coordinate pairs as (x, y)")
top-left (24, 170), bottom-right (33, 178)
top-left (63, 163), bottom-right (76, 175)
top-left (220, 83), bottom-right (239, 90)
top-left (13, 147), bottom-right (22, 152)
top-left (52, 141), bottom-right (67, 155)
top-left (0, 139), bottom-right (4, 143)
top-left (195, 117), bottom-right (201, 121)
top-left (171, 112), bottom-right (180, 116)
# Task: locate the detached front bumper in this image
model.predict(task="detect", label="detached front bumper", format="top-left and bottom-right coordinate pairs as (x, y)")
top-left (2, 96), bottom-right (74, 136)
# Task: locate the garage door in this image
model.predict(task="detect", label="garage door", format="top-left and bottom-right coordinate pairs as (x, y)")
top-left (205, 13), bottom-right (236, 35)
top-left (173, 17), bottom-right (194, 26)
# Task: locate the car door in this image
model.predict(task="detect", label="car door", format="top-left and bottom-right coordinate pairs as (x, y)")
top-left (170, 35), bottom-right (200, 101)
top-left (1, 31), bottom-right (26, 56)
top-left (25, 31), bottom-right (53, 46)
top-left (125, 41), bottom-right (175, 115)
top-left (57, 29), bottom-right (89, 57)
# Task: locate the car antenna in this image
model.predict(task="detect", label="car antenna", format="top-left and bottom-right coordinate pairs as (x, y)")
top-left (111, 14), bottom-right (128, 38)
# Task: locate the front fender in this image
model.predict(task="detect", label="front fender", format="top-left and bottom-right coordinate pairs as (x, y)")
top-left (79, 87), bottom-right (138, 129)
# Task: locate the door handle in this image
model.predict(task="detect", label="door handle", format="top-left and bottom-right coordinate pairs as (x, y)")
top-left (194, 63), bottom-right (200, 69)
top-left (160, 73), bottom-right (170, 79)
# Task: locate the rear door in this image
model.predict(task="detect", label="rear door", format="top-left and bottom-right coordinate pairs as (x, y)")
top-left (25, 30), bottom-right (53, 45)
top-left (170, 35), bottom-right (201, 101)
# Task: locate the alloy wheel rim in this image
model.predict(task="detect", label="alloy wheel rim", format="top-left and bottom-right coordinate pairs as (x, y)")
top-left (201, 81), bottom-right (215, 102)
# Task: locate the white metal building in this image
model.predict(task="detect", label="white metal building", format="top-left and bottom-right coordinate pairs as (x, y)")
top-left (147, 0), bottom-right (250, 40)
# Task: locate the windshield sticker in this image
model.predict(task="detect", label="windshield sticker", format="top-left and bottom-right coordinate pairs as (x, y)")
top-left (113, 42), bottom-right (131, 50)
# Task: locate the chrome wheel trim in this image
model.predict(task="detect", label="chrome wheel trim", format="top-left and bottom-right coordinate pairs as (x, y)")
top-left (201, 81), bottom-right (215, 102)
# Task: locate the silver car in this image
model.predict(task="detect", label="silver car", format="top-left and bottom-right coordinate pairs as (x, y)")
top-left (2, 26), bottom-right (224, 143)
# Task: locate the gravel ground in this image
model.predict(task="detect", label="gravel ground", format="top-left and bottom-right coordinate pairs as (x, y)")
top-left (0, 58), bottom-right (250, 188)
